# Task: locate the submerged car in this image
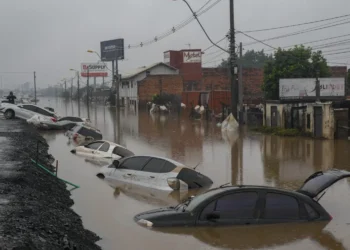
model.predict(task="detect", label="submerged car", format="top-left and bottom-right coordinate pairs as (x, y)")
top-left (134, 169), bottom-right (350, 228)
top-left (0, 103), bottom-right (58, 121)
top-left (38, 116), bottom-right (91, 130)
top-left (97, 156), bottom-right (213, 191)
top-left (65, 124), bottom-right (102, 142)
top-left (71, 140), bottom-right (134, 160)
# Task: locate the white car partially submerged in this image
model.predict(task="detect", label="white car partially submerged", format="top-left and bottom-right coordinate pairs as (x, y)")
top-left (71, 140), bottom-right (134, 160)
top-left (33, 116), bottom-right (91, 130)
top-left (97, 156), bottom-right (213, 191)
top-left (0, 103), bottom-right (58, 121)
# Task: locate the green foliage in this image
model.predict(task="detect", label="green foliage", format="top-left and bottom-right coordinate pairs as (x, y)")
top-left (263, 46), bottom-right (331, 100)
top-left (251, 126), bottom-right (313, 137)
top-left (218, 49), bottom-right (272, 69)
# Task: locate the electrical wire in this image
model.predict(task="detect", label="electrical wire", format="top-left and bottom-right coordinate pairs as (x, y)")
top-left (243, 13), bottom-right (350, 33)
top-left (244, 18), bottom-right (350, 47)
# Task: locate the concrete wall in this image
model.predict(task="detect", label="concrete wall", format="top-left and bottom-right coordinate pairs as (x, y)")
top-left (264, 102), bottom-right (335, 139)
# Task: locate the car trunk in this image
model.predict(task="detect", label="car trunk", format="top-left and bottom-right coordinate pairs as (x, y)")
top-left (297, 169), bottom-right (350, 199)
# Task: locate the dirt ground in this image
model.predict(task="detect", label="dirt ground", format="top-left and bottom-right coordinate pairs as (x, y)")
top-left (0, 118), bottom-right (101, 249)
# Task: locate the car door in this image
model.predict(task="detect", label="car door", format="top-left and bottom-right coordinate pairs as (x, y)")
top-left (17, 104), bottom-right (35, 119)
top-left (258, 192), bottom-right (304, 224)
top-left (109, 156), bottom-right (150, 185)
top-left (94, 142), bottom-right (110, 158)
top-left (81, 141), bottom-right (104, 156)
top-left (196, 191), bottom-right (259, 226)
top-left (137, 158), bottom-right (166, 189)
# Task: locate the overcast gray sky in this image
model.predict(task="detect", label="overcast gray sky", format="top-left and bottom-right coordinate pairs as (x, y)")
top-left (0, 0), bottom-right (349, 89)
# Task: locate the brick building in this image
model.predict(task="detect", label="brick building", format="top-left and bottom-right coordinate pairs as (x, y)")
top-left (138, 75), bottom-right (183, 104)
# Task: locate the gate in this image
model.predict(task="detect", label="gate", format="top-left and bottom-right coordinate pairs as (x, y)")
top-left (314, 107), bottom-right (323, 138)
top-left (271, 106), bottom-right (278, 127)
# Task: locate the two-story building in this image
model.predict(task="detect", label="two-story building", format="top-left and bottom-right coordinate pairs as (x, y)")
top-left (119, 62), bottom-right (179, 107)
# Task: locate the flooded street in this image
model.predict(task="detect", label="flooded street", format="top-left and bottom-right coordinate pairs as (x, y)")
top-left (40, 98), bottom-right (350, 250)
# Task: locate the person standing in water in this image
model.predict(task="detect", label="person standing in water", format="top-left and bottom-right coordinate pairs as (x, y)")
top-left (6, 91), bottom-right (16, 104)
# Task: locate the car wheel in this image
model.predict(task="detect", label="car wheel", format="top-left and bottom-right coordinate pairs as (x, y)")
top-left (4, 110), bottom-right (14, 119)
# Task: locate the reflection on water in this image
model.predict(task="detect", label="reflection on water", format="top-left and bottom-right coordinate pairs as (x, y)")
top-left (39, 97), bottom-right (350, 250)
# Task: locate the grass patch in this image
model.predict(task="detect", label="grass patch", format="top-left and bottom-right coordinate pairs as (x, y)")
top-left (251, 126), bottom-right (313, 137)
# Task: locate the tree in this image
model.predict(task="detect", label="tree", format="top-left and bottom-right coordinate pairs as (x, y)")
top-left (263, 46), bottom-right (331, 100)
top-left (218, 49), bottom-right (273, 69)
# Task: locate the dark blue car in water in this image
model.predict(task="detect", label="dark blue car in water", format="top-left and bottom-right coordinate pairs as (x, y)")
top-left (135, 169), bottom-right (350, 228)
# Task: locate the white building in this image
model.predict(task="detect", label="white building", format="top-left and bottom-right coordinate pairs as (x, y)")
top-left (119, 62), bottom-right (178, 106)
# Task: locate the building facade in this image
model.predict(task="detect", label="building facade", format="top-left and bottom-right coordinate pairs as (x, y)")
top-left (120, 62), bottom-right (179, 106)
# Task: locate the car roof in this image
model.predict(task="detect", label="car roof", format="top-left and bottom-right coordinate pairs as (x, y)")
top-left (123, 155), bottom-right (186, 167)
top-left (87, 140), bottom-right (127, 149)
top-left (201, 185), bottom-right (308, 199)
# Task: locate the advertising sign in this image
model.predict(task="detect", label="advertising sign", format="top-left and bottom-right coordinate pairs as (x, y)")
top-left (81, 63), bottom-right (108, 77)
top-left (100, 39), bottom-right (124, 61)
top-left (164, 51), bottom-right (170, 64)
top-left (279, 78), bottom-right (345, 100)
top-left (183, 50), bottom-right (202, 63)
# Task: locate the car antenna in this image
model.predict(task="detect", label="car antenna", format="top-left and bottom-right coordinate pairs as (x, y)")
top-left (193, 161), bottom-right (202, 170)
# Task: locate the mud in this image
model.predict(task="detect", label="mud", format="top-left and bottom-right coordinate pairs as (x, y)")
top-left (0, 118), bottom-right (100, 250)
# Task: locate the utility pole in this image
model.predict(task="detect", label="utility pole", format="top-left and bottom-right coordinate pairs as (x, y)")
top-left (316, 69), bottom-right (320, 102)
top-left (71, 78), bottom-right (73, 99)
top-left (229, 0), bottom-right (238, 120)
top-left (238, 42), bottom-right (243, 124)
top-left (34, 71), bottom-right (37, 105)
top-left (115, 59), bottom-right (120, 108)
top-left (102, 76), bottom-right (105, 87)
top-left (112, 60), bottom-right (115, 106)
top-left (77, 71), bottom-right (80, 101)
top-left (64, 80), bottom-right (67, 99)
top-left (87, 68), bottom-right (89, 107)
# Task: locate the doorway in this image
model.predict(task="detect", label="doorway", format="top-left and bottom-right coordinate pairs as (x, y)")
top-left (314, 107), bottom-right (323, 138)
top-left (271, 106), bottom-right (278, 127)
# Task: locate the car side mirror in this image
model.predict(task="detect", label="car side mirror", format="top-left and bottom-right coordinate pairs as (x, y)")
top-left (207, 213), bottom-right (220, 221)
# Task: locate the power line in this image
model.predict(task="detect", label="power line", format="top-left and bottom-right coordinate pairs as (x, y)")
top-left (244, 18), bottom-right (350, 47)
top-left (203, 35), bottom-right (228, 52)
top-left (126, 0), bottom-right (223, 49)
top-left (243, 13), bottom-right (350, 33)
top-left (265, 33), bottom-right (350, 52)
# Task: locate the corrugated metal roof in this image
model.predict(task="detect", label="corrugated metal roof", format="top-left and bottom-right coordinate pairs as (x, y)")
top-left (121, 62), bottom-right (178, 80)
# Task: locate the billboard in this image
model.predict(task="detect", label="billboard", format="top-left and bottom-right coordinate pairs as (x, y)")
top-left (164, 51), bottom-right (170, 64)
top-left (81, 63), bottom-right (108, 77)
top-left (279, 78), bottom-right (345, 100)
top-left (100, 39), bottom-right (124, 61)
top-left (183, 50), bottom-right (202, 63)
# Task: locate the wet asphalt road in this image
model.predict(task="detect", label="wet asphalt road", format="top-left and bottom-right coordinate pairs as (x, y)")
top-left (39, 97), bottom-right (350, 250)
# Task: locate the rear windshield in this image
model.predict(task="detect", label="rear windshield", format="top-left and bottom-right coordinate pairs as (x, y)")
top-left (112, 146), bottom-right (134, 157)
top-left (78, 127), bottom-right (102, 139)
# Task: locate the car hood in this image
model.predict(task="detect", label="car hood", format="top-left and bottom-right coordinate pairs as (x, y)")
top-left (134, 207), bottom-right (178, 221)
top-left (297, 169), bottom-right (350, 198)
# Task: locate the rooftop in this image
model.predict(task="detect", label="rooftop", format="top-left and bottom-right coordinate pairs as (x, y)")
top-left (121, 62), bottom-right (178, 80)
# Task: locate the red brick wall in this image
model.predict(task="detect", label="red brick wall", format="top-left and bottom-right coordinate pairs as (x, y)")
top-left (138, 75), bottom-right (183, 104)
top-left (329, 66), bottom-right (347, 78)
top-left (201, 67), bottom-right (264, 99)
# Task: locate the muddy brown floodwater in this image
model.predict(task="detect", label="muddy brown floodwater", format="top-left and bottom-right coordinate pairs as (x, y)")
top-left (38, 98), bottom-right (350, 250)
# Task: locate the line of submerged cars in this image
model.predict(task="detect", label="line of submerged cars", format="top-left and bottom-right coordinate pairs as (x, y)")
top-left (65, 119), bottom-right (350, 232)
top-left (2, 101), bottom-right (350, 234)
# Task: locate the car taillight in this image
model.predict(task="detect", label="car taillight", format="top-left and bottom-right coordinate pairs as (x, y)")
top-left (73, 133), bottom-right (78, 140)
top-left (51, 117), bottom-right (57, 122)
top-left (167, 178), bottom-right (180, 190)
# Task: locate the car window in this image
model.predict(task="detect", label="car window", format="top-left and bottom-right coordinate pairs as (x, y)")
top-left (36, 107), bottom-right (53, 117)
top-left (85, 142), bottom-right (103, 150)
top-left (264, 193), bottom-right (299, 220)
top-left (159, 161), bottom-right (176, 173)
top-left (22, 105), bottom-right (36, 111)
top-left (304, 203), bottom-right (319, 220)
top-left (62, 117), bottom-right (82, 122)
top-left (121, 157), bottom-right (150, 171)
top-left (199, 192), bottom-right (258, 220)
top-left (112, 146), bottom-right (134, 157)
top-left (142, 158), bottom-right (166, 173)
top-left (99, 143), bottom-right (110, 152)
